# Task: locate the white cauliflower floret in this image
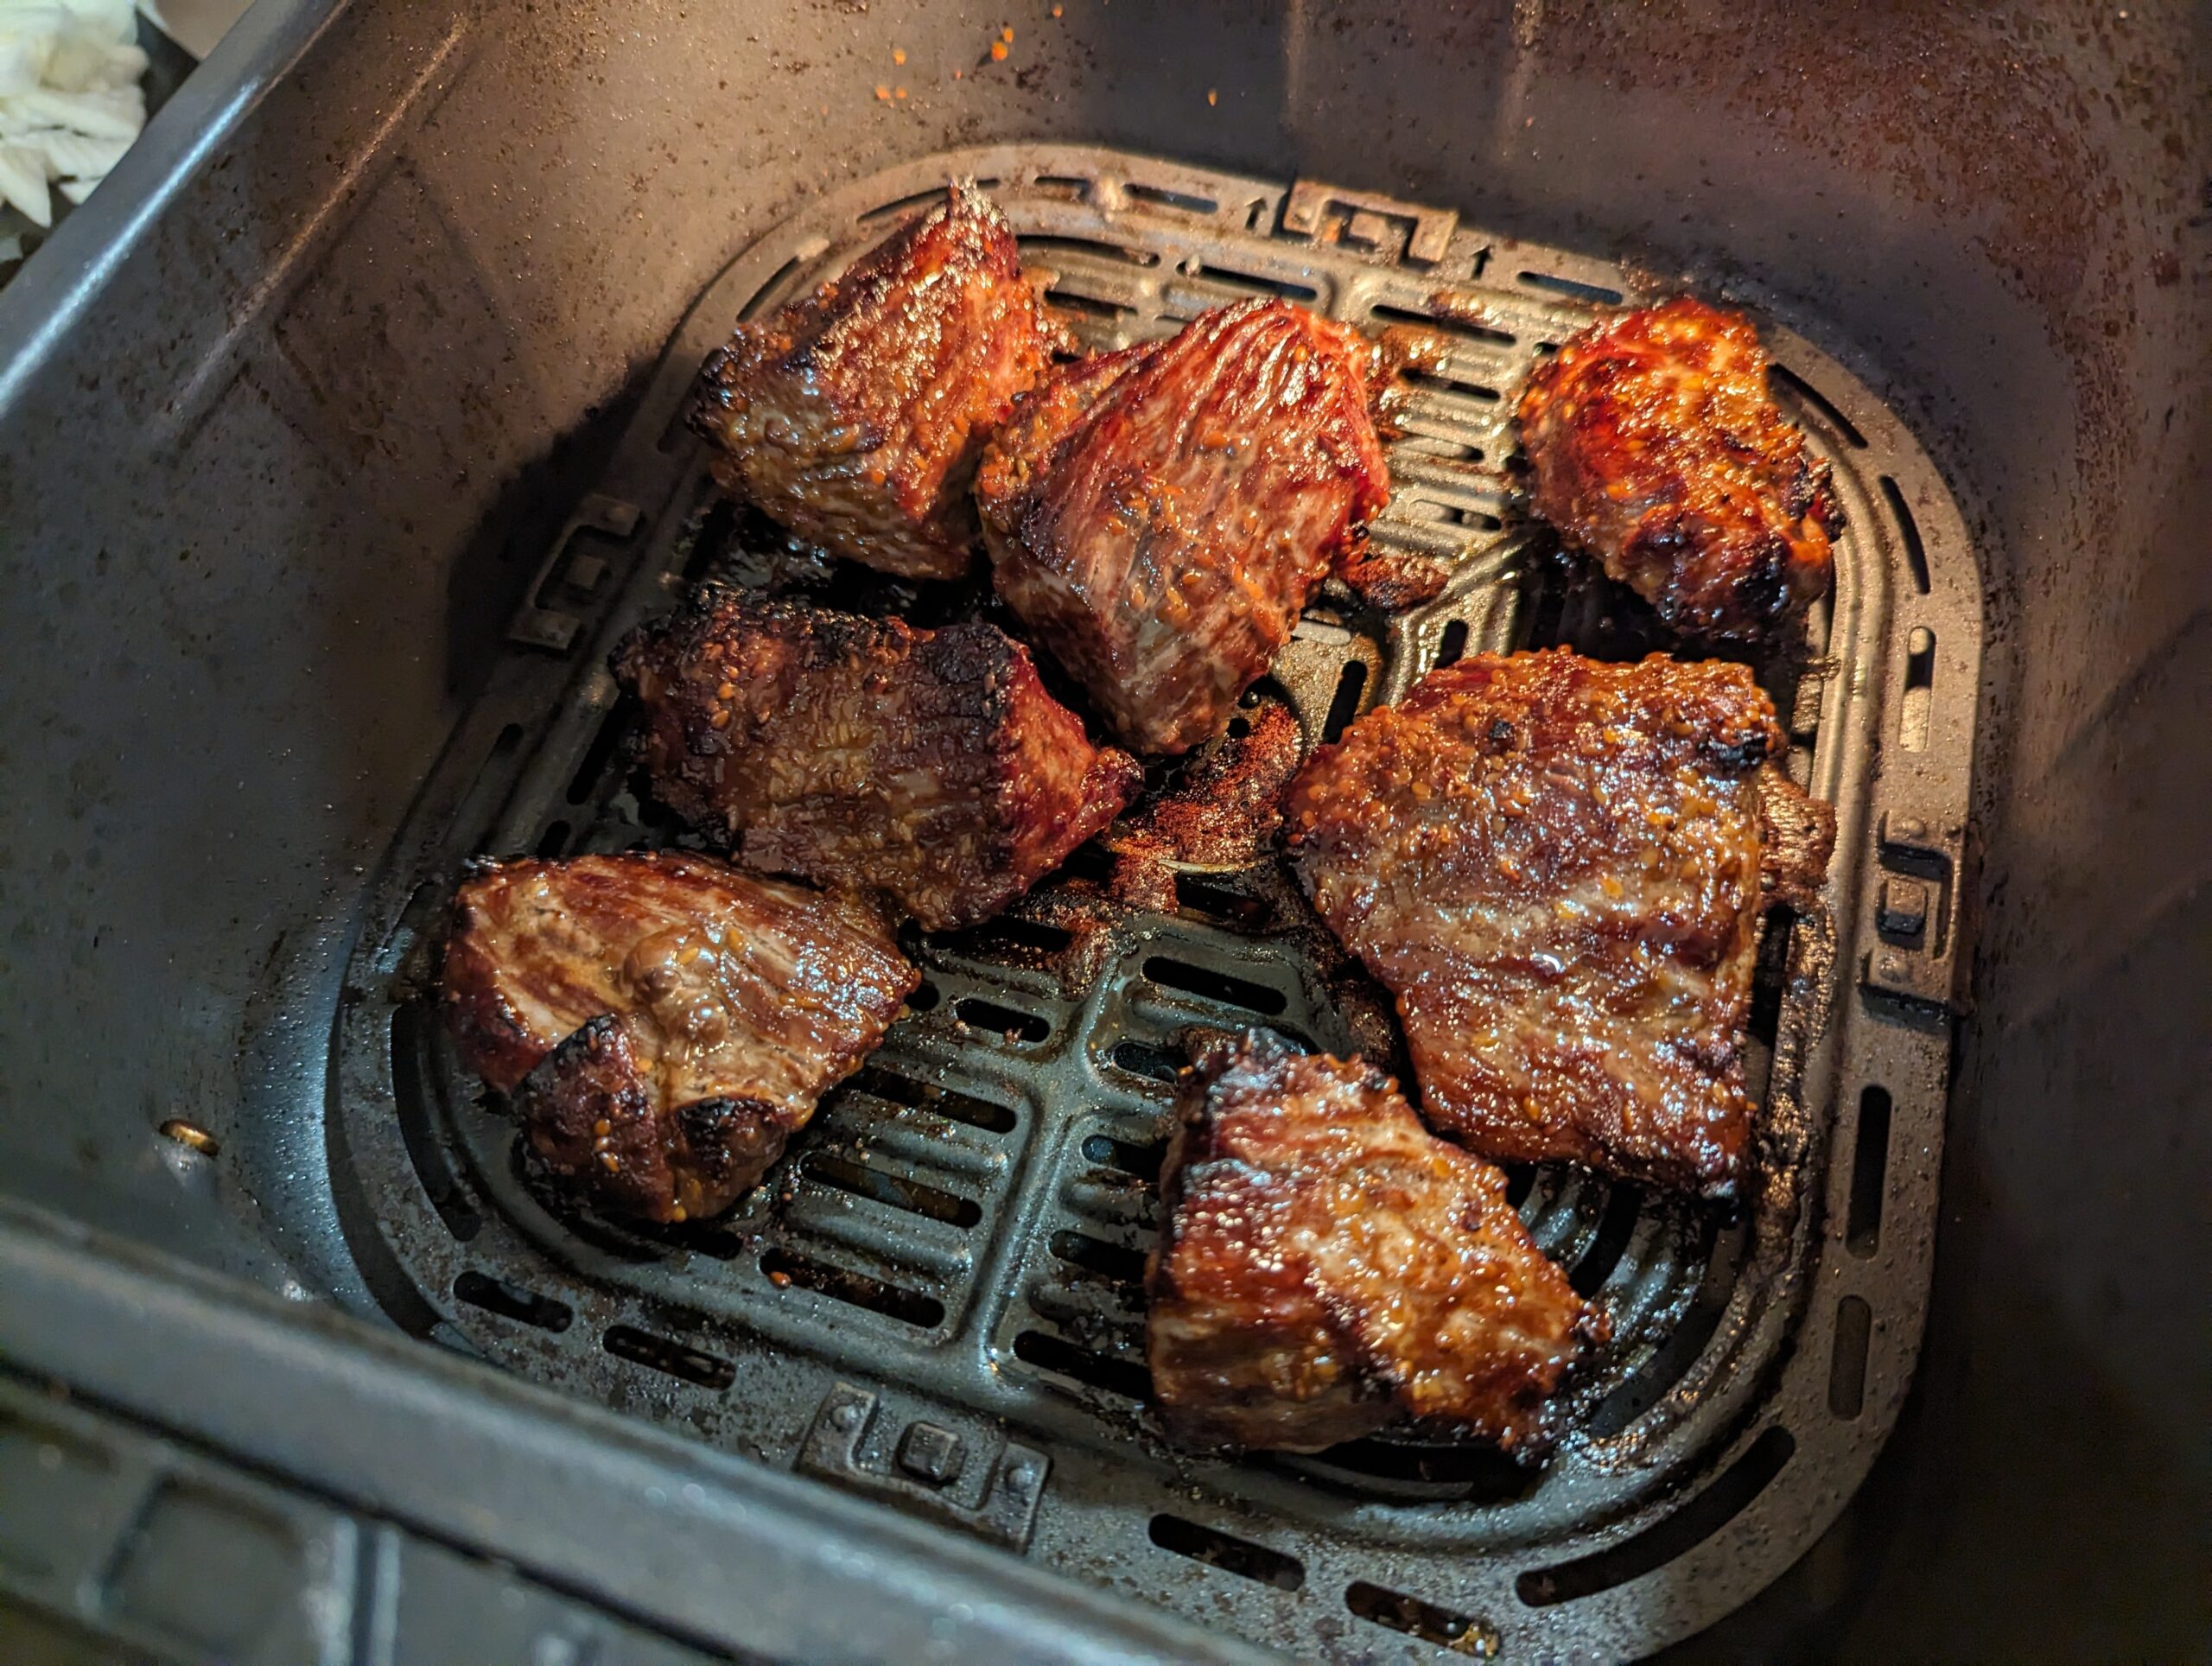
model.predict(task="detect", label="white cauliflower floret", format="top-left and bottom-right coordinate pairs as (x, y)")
top-left (0, 0), bottom-right (146, 229)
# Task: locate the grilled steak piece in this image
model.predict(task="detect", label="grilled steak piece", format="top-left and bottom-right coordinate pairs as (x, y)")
top-left (689, 181), bottom-right (1051, 580)
top-left (1286, 649), bottom-right (1826, 1197)
top-left (1147, 1032), bottom-right (1600, 1454)
top-left (1759, 765), bottom-right (1838, 913)
top-left (612, 588), bottom-right (1141, 932)
top-left (976, 297), bottom-right (1390, 754)
top-left (442, 852), bottom-right (917, 1223)
top-left (1516, 297), bottom-right (1840, 644)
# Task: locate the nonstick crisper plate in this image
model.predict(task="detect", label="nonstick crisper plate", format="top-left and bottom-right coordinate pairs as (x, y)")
top-left (328, 146), bottom-right (1980, 1662)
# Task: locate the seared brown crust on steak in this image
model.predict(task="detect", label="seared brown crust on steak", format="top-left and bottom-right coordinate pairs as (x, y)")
top-left (690, 181), bottom-right (1051, 580)
top-left (976, 299), bottom-right (1390, 754)
top-left (612, 588), bottom-right (1141, 932)
top-left (1146, 1032), bottom-right (1601, 1454)
top-left (1285, 649), bottom-right (1817, 1196)
top-left (1758, 765), bottom-right (1838, 914)
top-left (1516, 297), bottom-right (1840, 644)
top-left (442, 852), bottom-right (917, 1223)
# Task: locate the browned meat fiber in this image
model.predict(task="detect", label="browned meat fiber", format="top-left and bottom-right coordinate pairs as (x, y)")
top-left (976, 297), bottom-right (1389, 755)
top-left (1147, 1032), bottom-right (1601, 1454)
top-left (1286, 649), bottom-right (1832, 1197)
top-left (690, 180), bottom-right (1051, 580)
top-left (613, 588), bottom-right (1140, 932)
top-left (1516, 296), bottom-right (1840, 644)
top-left (442, 853), bottom-right (917, 1224)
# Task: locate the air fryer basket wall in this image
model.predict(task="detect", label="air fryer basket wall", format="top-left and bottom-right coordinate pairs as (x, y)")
top-left (0, 2), bottom-right (2201, 1659)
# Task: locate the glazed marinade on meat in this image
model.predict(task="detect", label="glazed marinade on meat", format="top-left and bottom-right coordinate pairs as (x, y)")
top-left (976, 296), bottom-right (1390, 755)
top-left (1516, 297), bottom-right (1841, 644)
top-left (613, 588), bottom-right (1141, 932)
top-left (1146, 1032), bottom-right (1601, 1454)
top-left (689, 180), bottom-right (1051, 580)
top-left (1286, 648), bottom-right (1832, 1197)
top-left (442, 852), bottom-right (918, 1224)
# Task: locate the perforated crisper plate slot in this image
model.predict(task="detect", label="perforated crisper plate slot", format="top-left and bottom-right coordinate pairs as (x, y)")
top-left (332, 145), bottom-right (1980, 1663)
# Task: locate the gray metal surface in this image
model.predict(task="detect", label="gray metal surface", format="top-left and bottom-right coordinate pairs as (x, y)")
top-left (323, 148), bottom-right (1980, 1663)
top-left (0, 1), bottom-right (2198, 1659)
top-left (0, 1198), bottom-right (1267, 1666)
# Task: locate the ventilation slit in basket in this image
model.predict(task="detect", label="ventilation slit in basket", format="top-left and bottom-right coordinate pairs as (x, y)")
top-left (1148, 1515), bottom-right (1304, 1591)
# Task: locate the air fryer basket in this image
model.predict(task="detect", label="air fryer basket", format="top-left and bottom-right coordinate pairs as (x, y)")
top-left (326, 147), bottom-right (1979, 1662)
top-left (0, 3), bottom-right (2201, 1661)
